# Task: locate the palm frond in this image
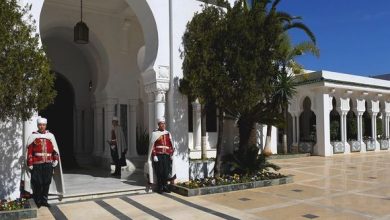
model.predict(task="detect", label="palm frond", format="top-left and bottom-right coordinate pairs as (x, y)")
top-left (284, 22), bottom-right (316, 44)
top-left (290, 41), bottom-right (320, 58)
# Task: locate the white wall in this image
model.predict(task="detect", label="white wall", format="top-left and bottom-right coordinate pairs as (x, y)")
top-left (0, 121), bottom-right (23, 200)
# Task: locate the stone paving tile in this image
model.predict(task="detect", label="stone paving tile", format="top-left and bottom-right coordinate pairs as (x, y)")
top-left (293, 166), bottom-right (347, 176)
top-left (315, 193), bottom-right (390, 217)
top-left (359, 186), bottom-right (390, 198)
top-left (279, 170), bottom-right (324, 182)
top-left (130, 193), bottom-right (224, 220)
top-left (57, 201), bottom-right (118, 220)
top-left (300, 176), bottom-right (375, 192)
top-left (33, 152), bottom-right (390, 219)
top-left (199, 190), bottom-right (292, 210)
top-left (103, 198), bottom-right (157, 220)
top-left (253, 203), bottom-right (370, 220)
top-left (253, 183), bottom-right (339, 200)
top-left (34, 206), bottom-right (55, 220)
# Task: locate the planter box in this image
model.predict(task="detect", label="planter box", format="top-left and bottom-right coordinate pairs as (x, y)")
top-left (331, 141), bottom-right (345, 154)
top-left (0, 199), bottom-right (37, 220)
top-left (365, 140), bottom-right (376, 151)
top-left (171, 176), bottom-right (293, 197)
top-left (348, 141), bottom-right (361, 152)
top-left (380, 139), bottom-right (389, 150)
top-left (298, 142), bottom-right (314, 153)
top-left (268, 153), bottom-right (310, 160)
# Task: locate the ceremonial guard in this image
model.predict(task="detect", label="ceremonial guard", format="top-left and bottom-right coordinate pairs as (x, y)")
top-left (108, 116), bottom-right (127, 177)
top-left (23, 117), bottom-right (64, 208)
top-left (145, 118), bottom-right (176, 194)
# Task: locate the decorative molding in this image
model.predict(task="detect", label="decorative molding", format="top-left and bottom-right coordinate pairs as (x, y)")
top-left (348, 141), bottom-right (361, 152)
top-left (331, 141), bottom-right (345, 153)
top-left (157, 65), bottom-right (170, 80)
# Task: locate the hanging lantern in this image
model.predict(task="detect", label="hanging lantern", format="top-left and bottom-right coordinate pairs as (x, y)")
top-left (74, 0), bottom-right (89, 44)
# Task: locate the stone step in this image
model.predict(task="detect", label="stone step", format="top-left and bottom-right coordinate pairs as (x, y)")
top-left (127, 156), bottom-right (147, 169)
top-left (49, 187), bottom-right (149, 204)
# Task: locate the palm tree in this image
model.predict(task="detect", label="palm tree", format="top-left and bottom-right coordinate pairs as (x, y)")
top-left (262, 36), bottom-right (319, 155)
top-left (259, 0), bottom-right (319, 155)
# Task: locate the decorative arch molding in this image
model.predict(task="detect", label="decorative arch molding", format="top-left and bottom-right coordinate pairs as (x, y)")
top-left (299, 95), bottom-right (316, 115)
top-left (124, 0), bottom-right (162, 73)
top-left (40, 26), bottom-right (109, 98)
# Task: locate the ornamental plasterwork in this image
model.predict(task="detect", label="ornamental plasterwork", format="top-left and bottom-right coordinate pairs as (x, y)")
top-left (336, 97), bottom-right (350, 113)
top-left (368, 100), bottom-right (380, 114)
top-left (157, 65), bottom-right (170, 80)
top-left (384, 101), bottom-right (390, 113)
top-left (144, 81), bottom-right (169, 94)
top-left (356, 99), bottom-right (366, 113)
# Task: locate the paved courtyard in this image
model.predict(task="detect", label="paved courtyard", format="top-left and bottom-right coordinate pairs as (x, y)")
top-left (34, 151), bottom-right (390, 219)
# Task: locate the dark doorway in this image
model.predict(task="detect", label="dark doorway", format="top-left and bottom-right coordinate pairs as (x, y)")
top-left (40, 73), bottom-right (78, 169)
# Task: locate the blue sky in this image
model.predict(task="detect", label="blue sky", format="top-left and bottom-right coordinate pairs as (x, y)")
top-left (277, 0), bottom-right (390, 76)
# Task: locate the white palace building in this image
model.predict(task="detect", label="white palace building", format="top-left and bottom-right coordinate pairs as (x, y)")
top-left (1, 0), bottom-right (390, 199)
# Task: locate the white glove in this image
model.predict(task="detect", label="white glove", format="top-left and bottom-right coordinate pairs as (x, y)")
top-left (110, 145), bottom-right (116, 150)
top-left (52, 160), bottom-right (58, 168)
top-left (28, 166), bottom-right (33, 170)
top-left (153, 156), bottom-right (158, 162)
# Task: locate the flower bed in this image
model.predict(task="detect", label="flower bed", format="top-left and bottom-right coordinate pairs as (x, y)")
top-left (172, 172), bottom-right (292, 196)
top-left (0, 199), bottom-right (37, 219)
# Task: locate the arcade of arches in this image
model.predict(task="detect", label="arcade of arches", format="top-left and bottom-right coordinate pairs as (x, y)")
top-left (288, 71), bottom-right (390, 156)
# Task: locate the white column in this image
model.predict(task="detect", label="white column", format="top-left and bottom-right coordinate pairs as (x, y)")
top-left (357, 113), bottom-right (363, 142)
top-left (147, 92), bottom-right (156, 137)
top-left (192, 99), bottom-right (201, 150)
top-left (372, 112), bottom-right (381, 152)
top-left (357, 113), bottom-right (366, 152)
top-left (343, 112), bottom-right (350, 153)
top-left (155, 91), bottom-right (166, 125)
top-left (128, 100), bottom-right (138, 157)
top-left (315, 93), bottom-right (333, 156)
top-left (371, 113), bottom-right (377, 140)
top-left (339, 112), bottom-right (345, 142)
top-left (385, 113), bottom-right (389, 138)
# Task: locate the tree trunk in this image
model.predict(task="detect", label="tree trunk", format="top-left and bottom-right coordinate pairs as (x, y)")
top-left (238, 115), bottom-right (254, 155)
top-left (263, 125), bottom-right (273, 156)
top-left (213, 108), bottom-right (224, 177)
top-left (283, 105), bottom-right (288, 154)
top-left (201, 105), bottom-right (207, 160)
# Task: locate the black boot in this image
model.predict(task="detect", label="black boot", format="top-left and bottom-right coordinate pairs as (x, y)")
top-left (163, 184), bottom-right (171, 193)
